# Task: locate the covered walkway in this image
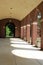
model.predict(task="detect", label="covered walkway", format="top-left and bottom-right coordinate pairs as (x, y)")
top-left (0, 38), bottom-right (43, 65)
top-left (0, 0), bottom-right (43, 65)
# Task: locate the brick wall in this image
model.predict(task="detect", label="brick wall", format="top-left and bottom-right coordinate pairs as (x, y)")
top-left (0, 18), bottom-right (21, 38)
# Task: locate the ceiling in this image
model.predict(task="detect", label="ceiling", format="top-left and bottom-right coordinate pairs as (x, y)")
top-left (0, 0), bottom-right (43, 21)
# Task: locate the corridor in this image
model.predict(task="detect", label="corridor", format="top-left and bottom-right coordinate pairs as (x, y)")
top-left (0, 38), bottom-right (43, 65)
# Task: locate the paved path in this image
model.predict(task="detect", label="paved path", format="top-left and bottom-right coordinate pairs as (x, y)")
top-left (0, 38), bottom-right (43, 65)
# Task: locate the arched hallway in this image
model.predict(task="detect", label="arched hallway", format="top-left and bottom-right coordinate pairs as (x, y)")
top-left (0, 0), bottom-right (43, 65)
top-left (0, 38), bottom-right (43, 65)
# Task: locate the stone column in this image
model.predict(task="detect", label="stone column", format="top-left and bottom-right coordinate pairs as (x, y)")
top-left (41, 19), bottom-right (43, 50)
top-left (31, 22), bottom-right (37, 45)
top-left (26, 24), bottom-right (30, 43)
top-left (23, 26), bottom-right (27, 41)
top-left (21, 26), bottom-right (24, 39)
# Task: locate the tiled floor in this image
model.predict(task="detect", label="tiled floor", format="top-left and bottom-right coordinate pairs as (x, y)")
top-left (0, 38), bottom-right (43, 65)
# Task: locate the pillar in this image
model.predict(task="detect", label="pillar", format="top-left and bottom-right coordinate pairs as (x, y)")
top-left (21, 26), bottom-right (24, 39)
top-left (31, 22), bottom-right (37, 45)
top-left (41, 19), bottom-right (43, 50)
top-left (24, 26), bottom-right (27, 41)
top-left (26, 24), bottom-right (30, 43)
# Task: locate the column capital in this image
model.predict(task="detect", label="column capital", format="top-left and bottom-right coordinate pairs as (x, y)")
top-left (21, 26), bottom-right (23, 28)
top-left (27, 24), bottom-right (30, 27)
top-left (24, 26), bottom-right (26, 27)
top-left (24, 26), bottom-right (26, 29)
top-left (32, 22), bottom-right (37, 25)
top-left (15, 27), bottom-right (17, 29)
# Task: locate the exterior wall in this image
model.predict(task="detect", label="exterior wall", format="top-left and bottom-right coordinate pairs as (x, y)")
top-left (0, 18), bottom-right (21, 38)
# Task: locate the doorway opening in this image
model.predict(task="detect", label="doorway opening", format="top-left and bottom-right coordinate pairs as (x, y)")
top-left (5, 22), bottom-right (15, 38)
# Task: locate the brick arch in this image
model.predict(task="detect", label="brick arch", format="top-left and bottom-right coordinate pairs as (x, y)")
top-left (5, 22), bottom-right (15, 38)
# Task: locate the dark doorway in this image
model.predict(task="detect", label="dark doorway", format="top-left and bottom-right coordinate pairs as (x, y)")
top-left (5, 22), bottom-right (15, 38)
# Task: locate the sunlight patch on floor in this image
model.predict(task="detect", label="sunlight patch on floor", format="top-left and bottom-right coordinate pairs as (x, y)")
top-left (11, 44), bottom-right (40, 50)
top-left (12, 49), bottom-right (43, 60)
top-left (10, 38), bottom-right (43, 60)
top-left (10, 40), bottom-right (28, 44)
top-left (10, 38), bottom-right (28, 44)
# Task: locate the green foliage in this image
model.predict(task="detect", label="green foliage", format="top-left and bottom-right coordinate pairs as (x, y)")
top-left (38, 19), bottom-right (41, 28)
top-left (6, 26), bottom-right (12, 37)
top-left (6, 26), bottom-right (11, 34)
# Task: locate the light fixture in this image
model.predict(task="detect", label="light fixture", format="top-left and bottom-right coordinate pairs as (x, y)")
top-left (37, 12), bottom-right (41, 19)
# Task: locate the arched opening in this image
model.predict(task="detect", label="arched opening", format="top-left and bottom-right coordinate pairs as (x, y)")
top-left (5, 22), bottom-right (15, 38)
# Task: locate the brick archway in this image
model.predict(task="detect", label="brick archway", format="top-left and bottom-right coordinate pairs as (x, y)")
top-left (5, 22), bottom-right (15, 38)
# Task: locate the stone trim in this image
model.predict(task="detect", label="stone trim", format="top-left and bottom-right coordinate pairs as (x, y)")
top-left (32, 22), bottom-right (37, 25)
top-left (27, 24), bottom-right (30, 26)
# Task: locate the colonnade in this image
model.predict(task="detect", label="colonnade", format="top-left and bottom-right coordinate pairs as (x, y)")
top-left (21, 20), bottom-right (43, 50)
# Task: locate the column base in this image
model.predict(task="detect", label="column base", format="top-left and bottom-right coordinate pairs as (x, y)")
top-left (40, 48), bottom-right (43, 51)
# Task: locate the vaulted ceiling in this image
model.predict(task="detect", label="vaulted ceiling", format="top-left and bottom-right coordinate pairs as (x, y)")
top-left (0, 0), bottom-right (43, 20)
